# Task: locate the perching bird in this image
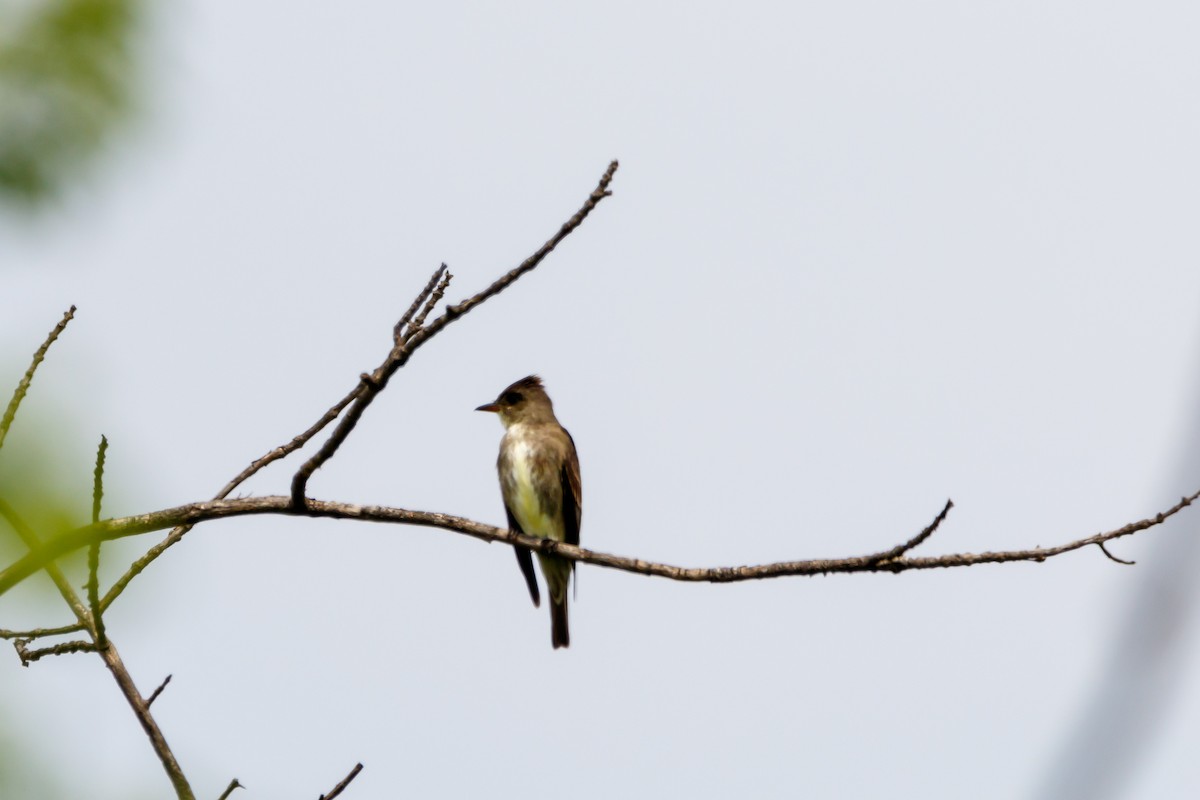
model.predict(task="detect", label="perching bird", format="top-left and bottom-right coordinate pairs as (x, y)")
top-left (477, 375), bottom-right (581, 649)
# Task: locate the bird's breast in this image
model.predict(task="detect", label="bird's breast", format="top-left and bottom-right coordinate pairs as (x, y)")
top-left (501, 430), bottom-right (562, 540)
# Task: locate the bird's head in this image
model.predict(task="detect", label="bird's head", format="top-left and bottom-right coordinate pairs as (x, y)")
top-left (476, 375), bottom-right (556, 427)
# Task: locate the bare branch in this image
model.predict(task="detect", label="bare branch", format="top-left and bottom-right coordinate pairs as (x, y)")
top-left (4, 489), bottom-right (1194, 599)
top-left (103, 646), bottom-right (194, 799)
top-left (0, 305), bottom-right (75, 451)
top-left (289, 160), bottom-right (620, 507)
top-left (319, 763), bottom-right (363, 800)
top-left (413, 159), bottom-right (620, 338)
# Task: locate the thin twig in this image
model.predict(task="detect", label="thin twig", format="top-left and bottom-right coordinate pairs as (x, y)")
top-left (1097, 541), bottom-right (1135, 565)
top-left (5, 489), bottom-right (1195, 598)
top-left (88, 435), bottom-right (109, 649)
top-left (215, 778), bottom-right (243, 800)
top-left (0, 621), bottom-right (84, 640)
top-left (866, 499), bottom-right (954, 563)
top-left (0, 305), bottom-right (75, 451)
top-left (290, 160), bottom-right (619, 508)
top-left (319, 763), bottom-right (363, 800)
top-left (146, 673), bottom-right (173, 707)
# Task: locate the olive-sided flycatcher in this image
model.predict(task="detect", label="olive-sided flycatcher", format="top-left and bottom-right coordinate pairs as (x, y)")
top-left (477, 375), bottom-right (581, 649)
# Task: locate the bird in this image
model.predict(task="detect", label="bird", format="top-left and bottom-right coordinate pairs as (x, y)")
top-left (477, 375), bottom-right (581, 649)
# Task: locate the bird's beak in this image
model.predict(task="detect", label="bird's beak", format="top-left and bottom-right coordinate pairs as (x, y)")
top-left (476, 402), bottom-right (500, 413)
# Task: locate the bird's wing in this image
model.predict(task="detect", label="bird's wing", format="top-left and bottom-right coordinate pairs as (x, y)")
top-left (505, 504), bottom-right (541, 607)
top-left (562, 430), bottom-right (582, 548)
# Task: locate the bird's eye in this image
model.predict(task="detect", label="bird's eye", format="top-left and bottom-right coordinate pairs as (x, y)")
top-left (503, 391), bottom-right (523, 405)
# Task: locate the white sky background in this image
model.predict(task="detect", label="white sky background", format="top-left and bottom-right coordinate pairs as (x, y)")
top-left (3, 1), bottom-right (1200, 798)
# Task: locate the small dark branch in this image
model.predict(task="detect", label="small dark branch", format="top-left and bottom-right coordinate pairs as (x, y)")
top-left (319, 763), bottom-right (364, 800)
top-left (6, 488), bottom-right (1197, 598)
top-left (17, 638), bottom-right (98, 665)
top-left (146, 673), bottom-right (173, 707)
top-left (290, 161), bottom-right (619, 508)
top-left (0, 305), bottom-right (76, 451)
top-left (88, 435), bottom-right (110, 649)
top-left (1097, 541), bottom-right (1135, 565)
top-left (405, 269), bottom-right (453, 338)
top-left (216, 778), bottom-right (243, 800)
top-left (867, 499), bottom-right (954, 564)
top-left (393, 264), bottom-right (448, 343)
top-left (0, 621), bottom-right (84, 640)
top-left (290, 397), bottom-right (374, 508)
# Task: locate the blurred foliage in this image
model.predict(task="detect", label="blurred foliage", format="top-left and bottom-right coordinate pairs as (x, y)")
top-left (0, 0), bottom-right (141, 205)
top-left (0, 424), bottom-right (91, 574)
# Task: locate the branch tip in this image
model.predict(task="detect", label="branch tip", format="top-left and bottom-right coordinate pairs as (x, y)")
top-left (216, 777), bottom-right (244, 800)
top-left (319, 763), bottom-right (364, 800)
top-left (1, 305), bottom-right (78, 452)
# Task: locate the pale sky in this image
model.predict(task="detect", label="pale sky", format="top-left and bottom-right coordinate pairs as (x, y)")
top-left (3, 2), bottom-right (1200, 798)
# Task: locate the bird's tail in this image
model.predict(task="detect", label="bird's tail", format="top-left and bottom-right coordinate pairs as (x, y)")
top-left (539, 552), bottom-right (573, 649)
top-left (551, 595), bottom-right (570, 649)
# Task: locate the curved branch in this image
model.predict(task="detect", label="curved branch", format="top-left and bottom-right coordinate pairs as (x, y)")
top-left (289, 159), bottom-right (620, 506)
top-left (3, 489), bottom-right (1195, 598)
